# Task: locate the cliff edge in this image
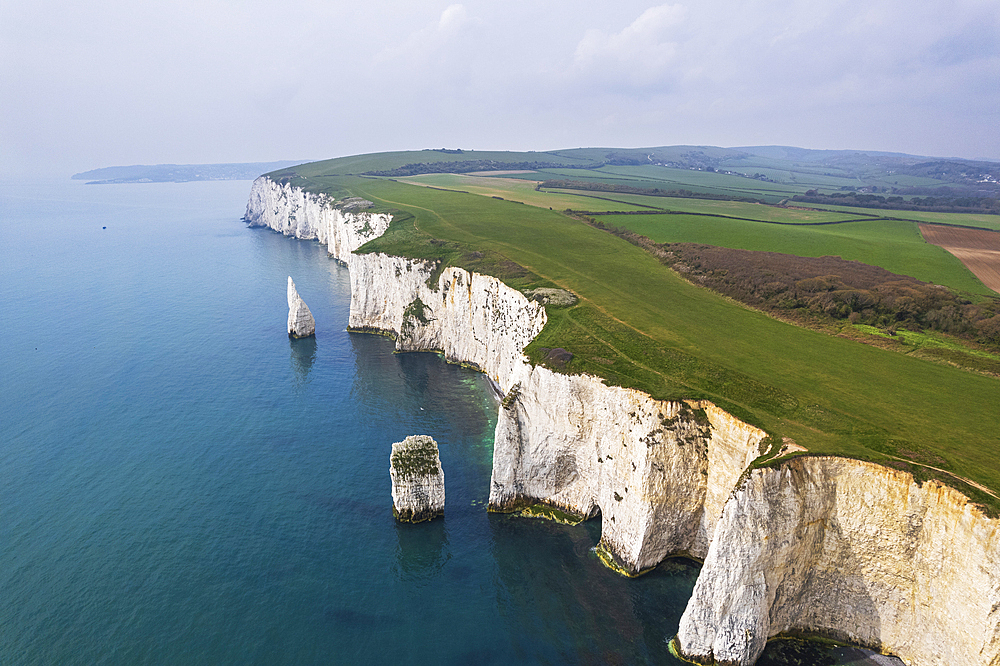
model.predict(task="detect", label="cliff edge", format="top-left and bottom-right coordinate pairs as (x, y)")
top-left (245, 175), bottom-right (1000, 665)
top-left (676, 456), bottom-right (1000, 666)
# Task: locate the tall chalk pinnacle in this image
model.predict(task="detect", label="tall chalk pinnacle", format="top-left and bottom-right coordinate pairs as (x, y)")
top-left (287, 276), bottom-right (316, 338)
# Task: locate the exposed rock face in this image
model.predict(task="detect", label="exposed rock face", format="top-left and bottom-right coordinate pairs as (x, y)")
top-left (492, 375), bottom-right (766, 572)
top-left (246, 177), bottom-right (1000, 665)
top-left (244, 176), bottom-right (391, 258)
top-left (390, 435), bottom-right (445, 523)
top-left (345, 251), bottom-right (767, 572)
top-left (347, 254), bottom-right (546, 391)
top-left (286, 276), bottom-right (315, 338)
top-left (676, 457), bottom-right (1000, 666)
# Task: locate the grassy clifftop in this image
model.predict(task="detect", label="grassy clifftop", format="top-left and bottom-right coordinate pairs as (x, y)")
top-left (263, 151), bottom-right (1000, 511)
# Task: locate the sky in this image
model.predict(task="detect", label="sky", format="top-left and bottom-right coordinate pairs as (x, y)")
top-left (2, 0), bottom-right (998, 176)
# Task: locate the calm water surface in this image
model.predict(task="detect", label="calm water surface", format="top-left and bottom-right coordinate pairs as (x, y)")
top-left (0, 179), bottom-right (884, 665)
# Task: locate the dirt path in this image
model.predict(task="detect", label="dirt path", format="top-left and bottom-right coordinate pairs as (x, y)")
top-left (920, 224), bottom-right (1000, 294)
top-left (886, 453), bottom-right (1000, 501)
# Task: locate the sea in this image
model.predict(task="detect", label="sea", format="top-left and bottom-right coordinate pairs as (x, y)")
top-left (0, 178), bottom-right (890, 665)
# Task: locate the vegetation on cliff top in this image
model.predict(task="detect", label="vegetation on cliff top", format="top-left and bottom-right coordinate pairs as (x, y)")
top-left (267, 149), bottom-right (1000, 508)
top-left (390, 436), bottom-right (441, 480)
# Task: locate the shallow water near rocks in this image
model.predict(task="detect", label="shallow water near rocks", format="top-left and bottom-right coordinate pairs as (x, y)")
top-left (0, 178), bottom-right (894, 665)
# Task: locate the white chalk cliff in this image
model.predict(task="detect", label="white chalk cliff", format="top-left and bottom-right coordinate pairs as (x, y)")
top-left (676, 457), bottom-right (1000, 666)
top-left (245, 175), bottom-right (1000, 665)
top-left (287, 276), bottom-right (315, 338)
top-left (244, 177), bottom-right (391, 258)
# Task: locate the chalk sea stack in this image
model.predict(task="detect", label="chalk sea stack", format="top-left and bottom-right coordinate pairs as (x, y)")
top-left (286, 276), bottom-right (315, 338)
top-left (390, 435), bottom-right (445, 523)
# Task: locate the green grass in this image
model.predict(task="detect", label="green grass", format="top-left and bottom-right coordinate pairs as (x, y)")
top-left (599, 164), bottom-right (808, 191)
top-left (552, 190), bottom-right (875, 223)
top-left (397, 174), bottom-right (648, 212)
top-left (318, 176), bottom-right (1000, 507)
top-left (849, 325), bottom-right (1000, 375)
top-left (271, 149), bottom-right (594, 179)
top-left (397, 174), bottom-right (877, 223)
top-left (853, 324), bottom-right (1000, 359)
top-left (801, 204), bottom-right (1000, 231)
top-left (594, 213), bottom-right (992, 296)
top-left (501, 167), bottom-right (793, 202)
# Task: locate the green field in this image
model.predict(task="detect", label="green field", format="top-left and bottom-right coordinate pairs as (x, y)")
top-left (596, 165), bottom-right (810, 196)
top-left (550, 190), bottom-right (874, 223)
top-left (394, 174), bottom-right (991, 296)
top-left (278, 149), bottom-right (594, 179)
top-left (403, 173), bottom-right (875, 223)
top-left (302, 175), bottom-right (1000, 510)
top-left (594, 213), bottom-right (992, 296)
top-left (397, 174), bottom-right (648, 212)
top-left (805, 204), bottom-right (1000, 231)
top-left (262, 148), bottom-right (1000, 507)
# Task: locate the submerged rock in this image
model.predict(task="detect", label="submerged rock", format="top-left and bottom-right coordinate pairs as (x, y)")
top-left (287, 276), bottom-right (315, 338)
top-left (390, 435), bottom-right (445, 523)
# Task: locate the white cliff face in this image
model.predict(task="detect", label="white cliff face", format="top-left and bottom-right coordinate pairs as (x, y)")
top-left (390, 435), bottom-right (445, 523)
top-left (344, 249), bottom-right (767, 573)
top-left (347, 254), bottom-right (547, 391)
top-left (491, 376), bottom-right (767, 572)
top-left (244, 176), bottom-right (391, 259)
top-left (677, 456), bottom-right (1000, 666)
top-left (287, 276), bottom-right (315, 338)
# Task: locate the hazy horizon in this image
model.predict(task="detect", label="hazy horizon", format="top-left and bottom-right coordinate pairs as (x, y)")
top-left (3, 1), bottom-right (998, 178)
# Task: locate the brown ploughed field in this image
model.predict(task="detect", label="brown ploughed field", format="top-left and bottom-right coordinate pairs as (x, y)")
top-left (920, 224), bottom-right (1000, 294)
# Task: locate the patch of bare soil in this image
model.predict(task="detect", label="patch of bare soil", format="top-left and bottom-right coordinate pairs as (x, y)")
top-left (920, 224), bottom-right (1000, 294)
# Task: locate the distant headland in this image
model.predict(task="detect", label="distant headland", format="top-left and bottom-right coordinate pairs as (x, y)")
top-left (71, 161), bottom-right (304, 184)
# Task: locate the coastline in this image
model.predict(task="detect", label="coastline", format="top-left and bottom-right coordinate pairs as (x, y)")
top-left (245, 175), bottom-right (1000, 666)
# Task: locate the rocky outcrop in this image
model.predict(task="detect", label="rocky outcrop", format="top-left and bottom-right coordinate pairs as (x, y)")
top-left (390, 435), bottom-right (445, 523)
top-left (246, 177), bottom-right (1000, 665)
top-left (286, 276), bottom-right (315, 338)
top-left (676, 457), bottom-right (1000, 666)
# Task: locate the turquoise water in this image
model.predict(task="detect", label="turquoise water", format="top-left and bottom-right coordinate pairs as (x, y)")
top-left (0, 179), bottom-right (889, 665)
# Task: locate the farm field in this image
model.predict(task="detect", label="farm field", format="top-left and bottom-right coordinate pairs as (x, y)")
top-left (552, 190), bottom-right (874, 223)
top-left (288, 149), bottom-right (592, 179)
top-left (308, 175), bottom-right (1000, 508)
top-left (921, 224), bottom-right (1000, 294)
top-left (396, 174), bottom-right (649, 212)
top-left (394, 175), bottom-right (991, 296)
top-left (595, 164), bottom-right (810, 196)
top-left (803, 203), bottom-right (1000, 231)
top-left (592, 212), bottom-right (992, 296)
top-left (489, 167), bottom-right (798, 202)
top-left (403, 173), bottom-right (876, 224)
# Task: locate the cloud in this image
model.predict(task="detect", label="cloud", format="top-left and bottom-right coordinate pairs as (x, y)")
top-left (438, 4), bottom-right (469, 31)
top-left (574, 4), bottom-right (687, 87)
top-left (374, 3), bottom-right (478, 67)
